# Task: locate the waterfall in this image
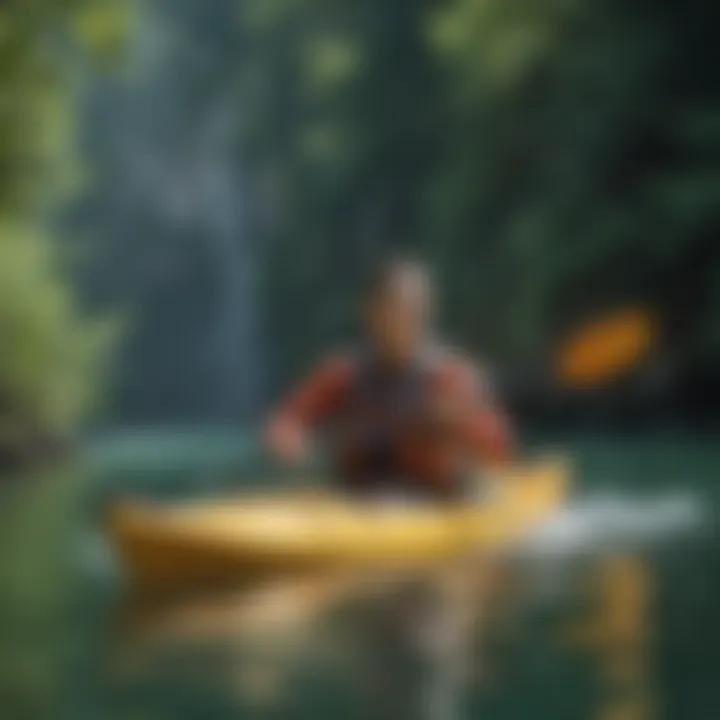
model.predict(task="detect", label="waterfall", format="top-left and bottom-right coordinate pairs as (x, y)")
top-left (79, 0), bottom-right (262, 423)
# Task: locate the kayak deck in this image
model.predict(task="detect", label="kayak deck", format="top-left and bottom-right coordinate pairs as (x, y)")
top-left (107, 458), bottom-right (568, 593)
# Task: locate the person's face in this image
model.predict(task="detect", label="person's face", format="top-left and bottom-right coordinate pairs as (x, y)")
top-left (364, 270), bottom-right (432, 363)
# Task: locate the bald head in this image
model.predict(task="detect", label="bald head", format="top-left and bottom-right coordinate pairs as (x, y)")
top-left (363, 257), bottom-right (436, 363)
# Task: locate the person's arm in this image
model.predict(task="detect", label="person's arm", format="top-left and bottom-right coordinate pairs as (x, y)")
top-left (462, 391), bottom-right (514, 466)
top-left (264, 355), bottom-right (353, 465)
top-left (433, 360), bottom-right (515, 467)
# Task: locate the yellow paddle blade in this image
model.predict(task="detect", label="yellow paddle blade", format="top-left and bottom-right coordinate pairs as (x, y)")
top-left (555, 308), bottom-right (656, 388)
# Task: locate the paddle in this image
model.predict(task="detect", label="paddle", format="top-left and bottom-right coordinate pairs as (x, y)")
top-left (553, 307), bottom-right (657, 390)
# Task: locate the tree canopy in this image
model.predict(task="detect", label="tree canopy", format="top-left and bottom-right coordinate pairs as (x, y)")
top-left (70, 0), bottom-right (720, 422)
top-left (231, 0), bottom-right (720, 411)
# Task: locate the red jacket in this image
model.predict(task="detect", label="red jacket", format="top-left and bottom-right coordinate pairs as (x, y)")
top-left (266, 347), bottom-right (514, 499)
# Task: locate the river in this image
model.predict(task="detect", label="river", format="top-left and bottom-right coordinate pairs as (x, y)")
top-left (0, 431), bottom-right (717, 719)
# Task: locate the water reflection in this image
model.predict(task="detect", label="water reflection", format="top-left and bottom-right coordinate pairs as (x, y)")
top-left (108, 554), bottom-right (658, 719)
top-left (114, 573), bottom-right (364, 711)
top-left (108, 514), bottom-right (715, 720)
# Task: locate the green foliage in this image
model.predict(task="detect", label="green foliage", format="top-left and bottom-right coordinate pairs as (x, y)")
top-left (73, 1), bottom-right (134, 62)
top-left (0, 0), bottom-right (123, 435)
top-left (0, 4), bottom-right (128, 716)
top-left (235, 0), bottom-right (720, 384)
top-left (0, 226), bottom-right (113, 431)
top-left (0, 467), bottom-right (90, 719)
top-left (424, 0), bottom-right (719, 362)
top-left (237, 0), bottom-right (444, 384)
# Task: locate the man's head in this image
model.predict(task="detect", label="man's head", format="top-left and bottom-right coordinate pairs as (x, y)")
top-left (362, 256), bottom-right (435, 364)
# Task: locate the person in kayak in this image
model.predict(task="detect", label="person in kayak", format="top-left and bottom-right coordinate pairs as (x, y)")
top-left (264, 257), bottom-right (516, 720)
top-left (265, 256), bottom-right (514, 500)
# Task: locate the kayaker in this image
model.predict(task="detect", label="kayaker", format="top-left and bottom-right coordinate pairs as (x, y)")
top-left (265, 256), bottom-right (514, 500)
top-left (264, 257), bottom-right (516, 720)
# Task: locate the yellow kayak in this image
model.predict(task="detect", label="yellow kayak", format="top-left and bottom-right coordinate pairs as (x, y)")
top-left (108, 458), bottom-right (569, 593)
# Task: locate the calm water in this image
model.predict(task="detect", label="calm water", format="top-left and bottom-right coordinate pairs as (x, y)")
top-left (1, 432), bottom-right (718, 719)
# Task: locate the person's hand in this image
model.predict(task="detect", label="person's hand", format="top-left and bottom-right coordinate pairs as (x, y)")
top-left (264, 418), bottom-right (308, 466)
